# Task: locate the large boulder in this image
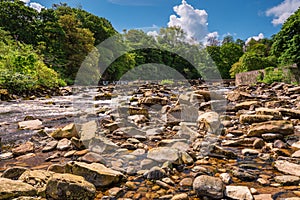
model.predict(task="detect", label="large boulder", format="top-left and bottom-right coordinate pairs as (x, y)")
top-left (193, 175), bottom-right (224, 199)
top-left (45, 173), bottom-right (96, 200)
top-left (66, 162), bottom-right (125, 187)
top-left (19, 170), bottom-right (53, 197)
top-left (197, 112), bottom-right (221, 134)
top-left (50, 123), bottom-right (79, 139)
top-left (0, 178), bottom-right (37, 199)
top-left (247, 120), bottom-right (294, 137)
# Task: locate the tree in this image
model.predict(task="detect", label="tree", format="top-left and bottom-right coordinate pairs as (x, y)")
top-left (58, 13), bottom-right (95, 83)
top-left (271, 8), bottom-right (300, 67)
top-left (0, 0), bottom-right (39, 44)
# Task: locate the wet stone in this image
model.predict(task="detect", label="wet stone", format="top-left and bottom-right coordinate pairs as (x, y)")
top-left (42, 140), bottom-right (58, 152)
top-left (12, 142), bottom-right (35, 157)
top-left (56, 138), bottom-right (72, 151)
top-left (193, 175), bottom-right (224, 199)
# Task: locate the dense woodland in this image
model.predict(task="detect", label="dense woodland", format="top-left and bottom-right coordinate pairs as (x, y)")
top-left (0, 0), bottom-right (299, 94)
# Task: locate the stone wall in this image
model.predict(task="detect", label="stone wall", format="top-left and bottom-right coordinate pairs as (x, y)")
top-left (235, 64), bottom-right (300, 86)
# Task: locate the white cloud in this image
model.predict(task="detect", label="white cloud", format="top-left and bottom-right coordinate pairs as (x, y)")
top-left (204, 31), bottom-right (219, 46)
top-left (20, 0), bottom-right (30, 4)
top-left (266, 0), bottom-right (300, 26)
top-left (168, 0), bottom-right (209, 42)
top-left (147, 30), bottom-right (158, 37)
top-left (20, 0), bottom-right (45, 12)
top-left (29, 2), bottom-right (45, 12)
top-left (245, 33), bottom-right (264, 44)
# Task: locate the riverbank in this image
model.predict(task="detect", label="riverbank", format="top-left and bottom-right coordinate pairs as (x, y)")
top-left (0, 82), bottom-right (300, 199)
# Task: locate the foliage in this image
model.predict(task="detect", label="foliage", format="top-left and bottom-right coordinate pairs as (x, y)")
top-left (257, 67), bottom-right (283, 84)
top-left (160, 79), bottom-right (174, 85)
top-left (0, 29), bottom-right (65, 94)
top-left (271, 8), bottom-right (300, 67)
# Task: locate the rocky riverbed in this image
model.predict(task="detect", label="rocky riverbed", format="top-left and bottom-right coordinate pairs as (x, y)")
top-left (0, 81), bottom-right (300, 200)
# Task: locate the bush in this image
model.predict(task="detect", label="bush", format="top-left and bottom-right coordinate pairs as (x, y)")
top-left (0, 36), bottom-right (65, 94)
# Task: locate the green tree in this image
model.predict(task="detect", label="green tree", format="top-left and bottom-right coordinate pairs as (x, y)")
top-left (271, 8), bottom-right (300, 67)
top-left (0, 0), bottom-right (39, 44)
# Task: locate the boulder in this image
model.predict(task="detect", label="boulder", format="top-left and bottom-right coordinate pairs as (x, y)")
top-left (247, 120), bottom-right (294, 137)
top-left (225, 186), bottom-right (253, 200)
top-left (66, 162), bottom-right (124, 187)
top-left (19, 170), bottom-right (53, 197)
top-left (0, 178), bottom-right (36, 199)
top-left (50, 123), bottom-right (79, 139)
top-left (45, 173), bottom-right (96, 200)
top-left (193, 175), bottom-right (224, 199)
top-left (197, 112), bottom-right (221, 134)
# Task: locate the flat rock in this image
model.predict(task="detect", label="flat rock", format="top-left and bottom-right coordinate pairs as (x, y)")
top-left (255, 108), bottom-right (282, 119)
top-left (12, 142), bottom-right (34, 156)
top-left (274, 175), bottom-right (300, 185)
top-left (247, 120), bottom-right (294, 137)
top-left (42, 141), bottom-right (58, 152)
top-left (225, 186), bottom-right (253, 200)
top-left (0, 178), bottom-right (36, 199)
top-left (18, 120), bottom-right (42, 130)
top-left (46, 173), bottom-right (96, 200)
top-left (235, 101), bottom-right (260, 110)
top-left (253, 194), bottom-right (273, 200)
top-left (240, 114), bottom-right (274, 124)
top-left (79, 152), bottom-right (106, 164)
top-left (66, 161), bottom-right (125, 187)
top-left (193, 175), bottom-right (224, 199)
top-left (274, 160), bottom-right (300, 176)
top-left (147, 147), bottom-right (181, 164)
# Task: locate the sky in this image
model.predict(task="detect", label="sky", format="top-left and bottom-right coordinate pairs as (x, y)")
top-left (21, 0), bottom-right (300, 43)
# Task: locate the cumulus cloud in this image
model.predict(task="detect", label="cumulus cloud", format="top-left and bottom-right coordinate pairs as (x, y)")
top-left (204, 31), bottom-right (219, 46)
top-left (20, 0), bottom-right (30, 3)
top-left (266, 0), bottom-right (300, 26)
top-left (168, 0), bottom-right (209, 42)
top-left (245, 33), bottom-right (264, 44)
top-left (29, 2), bottom-right (45, 12)
top-left (20, 0), bottom-right (45, 12)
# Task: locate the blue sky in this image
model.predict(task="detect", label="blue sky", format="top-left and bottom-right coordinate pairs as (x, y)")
top-left (22, 0), bottom-right (300, 42)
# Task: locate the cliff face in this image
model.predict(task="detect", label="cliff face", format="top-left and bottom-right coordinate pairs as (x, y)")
top-left (235, 65), bottom-right (300, 86)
